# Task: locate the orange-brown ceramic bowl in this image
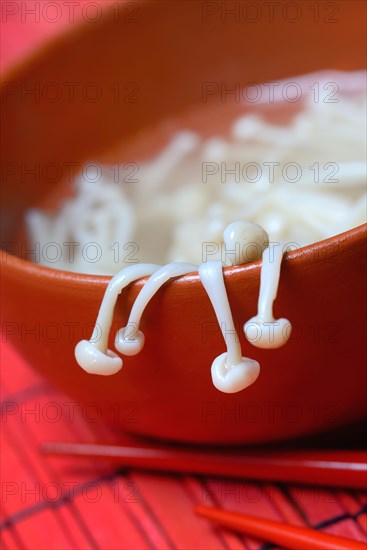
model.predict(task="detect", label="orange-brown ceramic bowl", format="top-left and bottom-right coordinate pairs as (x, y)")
top-left (1, 0), bottom-right (366, 444)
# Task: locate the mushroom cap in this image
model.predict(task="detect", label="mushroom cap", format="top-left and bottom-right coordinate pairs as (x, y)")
top-left (211, 352), bottom-right (260, 393)
top-left (223, 220), bottom-right (269, 264)
top-left (244, 317), bottom-right (292, 349)
top-left (75, 340), bottom-right (122, 375)
top-left (115, 327), bottom-right (145, 356)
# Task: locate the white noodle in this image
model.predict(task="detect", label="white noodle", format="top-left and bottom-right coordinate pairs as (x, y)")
top-left (25, 71), bottom-right (367, 275)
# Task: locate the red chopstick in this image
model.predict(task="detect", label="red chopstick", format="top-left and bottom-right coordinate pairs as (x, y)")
top-left (195, 505), bottom-right (366, 550)
top-left (40, 442), bottom-right (367, 489)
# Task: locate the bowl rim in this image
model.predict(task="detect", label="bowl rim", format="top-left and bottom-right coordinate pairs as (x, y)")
top-left (2, 223), bottom-right (366, 287)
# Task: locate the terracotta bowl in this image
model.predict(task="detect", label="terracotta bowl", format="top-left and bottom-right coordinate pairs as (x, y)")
top-left (1, 0), bottom-right (366, 444)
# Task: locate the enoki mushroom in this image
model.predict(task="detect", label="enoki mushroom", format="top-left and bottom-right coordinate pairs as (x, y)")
top-left (75, 221), bottom-right (291, 393)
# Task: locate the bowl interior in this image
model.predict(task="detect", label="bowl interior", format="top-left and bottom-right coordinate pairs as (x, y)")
top-left (1, 0), bottom-right (366, 248)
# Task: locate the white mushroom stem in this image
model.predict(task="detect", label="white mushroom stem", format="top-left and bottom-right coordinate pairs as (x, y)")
top-left (199, 261), bottom-right (242, 366)
top-left (258, 244), bottom-right (283, 320)
top-left (92, 264), bottom-right (161, 350)
top-left (115, 262), bottom-right (197, 355)
top-left (74, 263), bottom-right (160, 375)
top-left (244, 244), bottom-right (291, 349)
top-left (198, 260), bottom-right (260, 393)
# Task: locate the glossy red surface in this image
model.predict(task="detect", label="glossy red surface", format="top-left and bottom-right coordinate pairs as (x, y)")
top-left (195, 506), bottom-right (367, 550)
top-left (1, 0), bottom-right (366, 444)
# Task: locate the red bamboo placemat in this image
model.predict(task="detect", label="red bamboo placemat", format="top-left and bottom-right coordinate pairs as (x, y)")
top-left (1, 340), bottom-right (366, 549)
